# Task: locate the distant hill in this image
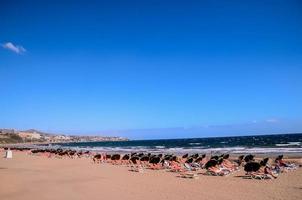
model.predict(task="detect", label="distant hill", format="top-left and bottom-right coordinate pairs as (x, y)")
top-left (21, 129), bottom-right (54, 136)
top-left (0, 133), bottom-right (23, 143)
top-left (0, 128), bottom-right (128, 144)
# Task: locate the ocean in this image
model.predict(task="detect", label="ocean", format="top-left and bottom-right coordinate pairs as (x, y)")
top-left (52, 133), bottom-right (302, 155)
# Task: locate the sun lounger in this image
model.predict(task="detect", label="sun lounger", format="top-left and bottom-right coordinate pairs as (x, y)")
top-left (180, 172), bottom-right (199, 179)
top-left (184, 163), bottom-right (200, 171)
top-left (169, 164), bottom-right (186, 172)
top-left (130, 165), bottom-right (144, 173)
top-left (205, 170), bottom-right (224, 176)
top-left (250, 173), bottom-right (274, 180)
top-left (205, 169), bottom-right (229, 176)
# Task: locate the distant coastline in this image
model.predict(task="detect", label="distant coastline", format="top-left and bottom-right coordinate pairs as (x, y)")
top-left (0, 128), bottom-right (128, 144)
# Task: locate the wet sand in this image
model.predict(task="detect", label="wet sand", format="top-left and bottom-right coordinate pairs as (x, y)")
top-left (0, 151), bottom-right (302, 200)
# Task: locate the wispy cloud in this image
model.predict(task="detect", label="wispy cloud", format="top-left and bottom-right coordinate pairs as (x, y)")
top-left (266, 118), bottom-right (279, 123)
top-left (1, 42), bottom-right (26, 54)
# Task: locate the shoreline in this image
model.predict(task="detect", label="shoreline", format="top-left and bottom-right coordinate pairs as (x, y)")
top-left (0, 143), bottom-right (302, 158)
top-left (1, 143), bottom-right (302, 158)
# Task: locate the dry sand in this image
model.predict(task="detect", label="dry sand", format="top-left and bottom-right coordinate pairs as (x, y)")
top-left (1, 151), bottom-right (302, 200)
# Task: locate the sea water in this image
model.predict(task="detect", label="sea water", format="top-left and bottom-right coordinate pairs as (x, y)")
top-left (52, 133), bottom-right (302, 155)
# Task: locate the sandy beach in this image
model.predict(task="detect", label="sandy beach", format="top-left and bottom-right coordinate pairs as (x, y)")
top-left (0, 151), bottom-right (301, 200)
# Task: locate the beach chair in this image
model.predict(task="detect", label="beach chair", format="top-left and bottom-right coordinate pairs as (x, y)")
top-left (169, 164), bottom-right (186, 173)
top-left (130, 165), bottom-right (144, 173)
top-left (205, 170), bottom-right (224, 176)
top-left (277, 163), bottom-right (298, 172)
top-left (250, 173), bottom-right (274, 180)
top-left (180, 171), bottom-right (199, 179)
top-left (205, 168), bottom-right (229, 176)
top-left (184, 163), bottom-right (200, 171)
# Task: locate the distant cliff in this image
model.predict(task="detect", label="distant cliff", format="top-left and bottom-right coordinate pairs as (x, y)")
top-left (0, 128), bottom-right (128, 144)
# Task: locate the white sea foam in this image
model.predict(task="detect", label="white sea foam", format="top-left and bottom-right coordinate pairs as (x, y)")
top-left (275, 142), bottom-right (301, 147)
top-left (189, 143), bottom-right (202, 145)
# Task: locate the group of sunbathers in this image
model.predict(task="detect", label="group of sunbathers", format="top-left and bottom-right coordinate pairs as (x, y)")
top-left (92, 152), bottom-right (299, 179)
top-left (2, 147), bottom-right (299, 180)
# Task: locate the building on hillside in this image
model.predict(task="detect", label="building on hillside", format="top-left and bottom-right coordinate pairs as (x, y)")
top-left (53, 135), bottom-right (71, 141)
top-left (0, 129), bottom-right (17, 134)
top-left (18, 132), bottom-right (42, 140)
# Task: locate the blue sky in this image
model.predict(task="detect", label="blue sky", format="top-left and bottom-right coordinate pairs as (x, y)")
top-left (1, 0), bottom-right (302, 139)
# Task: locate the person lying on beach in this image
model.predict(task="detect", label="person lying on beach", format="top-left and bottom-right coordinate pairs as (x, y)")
top-left (217, 158), bottom-right (232, 174)
top-left (169, 161), bottom-right (186, 172)
top-left (93, 153), bottom-right (108, 163)
top-left (245, 158), bottom-right (279, 179)
top-left (208, 165), bottom-right (229, 176)
top-left (274, 155), bottom-right (298, 172)
top-left (205, 159), bottom-right (230, 176)
top-left (233, 155), bottom-right (245, 166)
top-left (220, 154), bottom-right (239, 171)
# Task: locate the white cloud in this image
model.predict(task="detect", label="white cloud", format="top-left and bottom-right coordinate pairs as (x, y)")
top-left (2, 42), bottom-right (26, 54)
top-left (266, 118), bottom-right (279, 123)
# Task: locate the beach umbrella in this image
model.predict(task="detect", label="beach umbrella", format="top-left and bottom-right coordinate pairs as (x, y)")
top-left (186, 158), bottom-right (194, 163)
top-left (31, 149), bottom-right (38, 154)
top-left (276, 155), bottom-right (283, 161)
top-left (111, 154), bottom-right (121, 160)
top-left (244, 154), bottom-right (254, 163)
top-left (106, 154), bottom-right (112, 159)
top-left (163, 155), bottom-right (172, 160)
top-left (195, 157), bottom-right (203, 163)
top-left (205, 159), bottom-right (218, 169)
top-left (217, 158), bottom-right (224, 165)
top-left (137, 153), bottom-right (144, 157)
top-left (149, 156), bottom-right (161, 164)
top-left (122, 154), bottom-right (130, 160)
top-left (260, 158), bottom-right (269, 166)
top-left (182, 154), bottom-right (189, 159)
top-left (192, 154), bottom-right (199, 159)
top-left (211, 156), bottom-right (219, 160)
top-left (93, 154), bottom-right (102, 162)
top-left (164, 156), bottom-right (171, 161)
top-left (130, 156), bottom-right (140, 164)
top-left (131, 152), bottom-right (137, 157)
top-left (140, 156), bottom-right (150, 162)
top-left (235, 155), bottom-right (244, 165)
top-left (69, 151), bottom-right (75, 156)
top-left (244, 162), bottom-right (261, 172)
top-left (223, 154), bottom-right (230, 159)
top-left (55, 149), bottom-right (61, 154)
top-left (170, 156), bottom-right (178, 162)
top-left (93, 154), bottom-right (101, 159)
